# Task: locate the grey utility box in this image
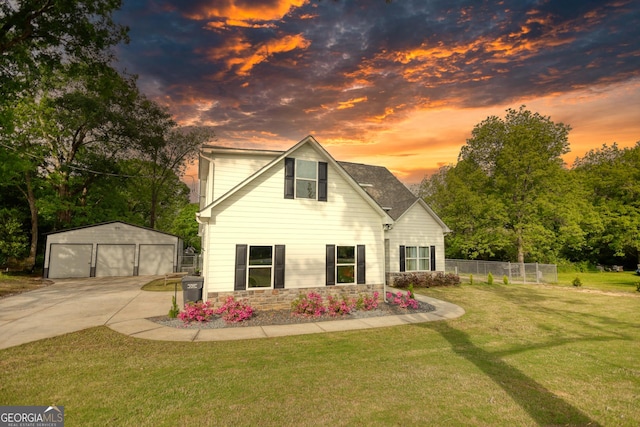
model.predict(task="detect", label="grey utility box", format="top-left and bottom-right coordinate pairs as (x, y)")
top-left (181, 276), bottom-right (204, 304)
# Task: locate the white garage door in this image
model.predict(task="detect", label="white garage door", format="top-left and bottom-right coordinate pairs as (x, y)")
top-left (138, 244), bottom-right (175, 275)
top-left (49, 244), bottom-right (92, 279)
top-left (96, 244), bottom-right (135, 277)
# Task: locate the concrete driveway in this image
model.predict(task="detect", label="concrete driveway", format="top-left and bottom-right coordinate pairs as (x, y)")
top-left (0, 276), bottom-right (181, 350)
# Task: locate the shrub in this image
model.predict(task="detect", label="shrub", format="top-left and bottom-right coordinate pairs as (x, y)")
top-left (487, 272), bottom-right (494, 285)
top-left (408, 283), bottom-right (415, 299)
top-left (469, 274), bottom-right (474, 285)
top-left (393, 272), bottom-right (460, 288)
top-left (326, 295), bottom-right (356, 317)
top-left (386, 291), bottom-right (419, 309)
top-left (503, 275), bottom-right (509, 285)
top-left (636, 282), bottom-right (640, 292)
top-left (572, 276), bottom-right (582, 287)
top-left (214, 296), bottom-right (254, 323)
top-left (291, 292), bottom-right (327, 317)
top-left (168, 295), bottom-right (179, 318)
top-left (355, 292), bottom-right (379, 311)
top-left (178, 301), bottom-right (216, 323)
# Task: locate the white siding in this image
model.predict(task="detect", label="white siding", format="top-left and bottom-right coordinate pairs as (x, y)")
top-left (202, 144), bottom-right (386, 293)
top-left (203, 152), bottom-right (278, 203)
top-left (385, 202), bottom-right (446, 272)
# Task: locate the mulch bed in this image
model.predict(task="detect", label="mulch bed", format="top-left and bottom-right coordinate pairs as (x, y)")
top-left (149, 300), bottom-right (436, 329)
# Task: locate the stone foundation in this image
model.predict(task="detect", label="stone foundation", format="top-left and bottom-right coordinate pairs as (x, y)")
top-left (207, 284), bottom-right (384, 310)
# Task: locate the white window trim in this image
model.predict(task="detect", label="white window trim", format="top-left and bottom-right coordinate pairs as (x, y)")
top-left (336, 245), bottom-right (356, 284)
top-left (247, 245), bottom-right (274, 288)
top-left (406, 246), bottom-right (430, 272)
top-left (295, 159), bottom-right (318, 200)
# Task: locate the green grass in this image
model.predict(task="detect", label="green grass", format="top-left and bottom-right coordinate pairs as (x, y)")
top-left (1, 284), bottom-right (639, 426)
top-left (557, 271), bottom-right (640, 293)
top-left (0, 272), bottom-right (51, 297)
top-left (141, 277), bottom-right (182, 292)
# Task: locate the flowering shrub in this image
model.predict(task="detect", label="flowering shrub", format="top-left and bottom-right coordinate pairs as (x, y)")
top-left (356, 291), bottom-right (379, 311)
top-left (326, 295), bottom-right (356, 317)
top-left (291, 292), bottom-right (327, 317)
top-left (386, 291), bottom-right (419, 309)
top-left (178, 301), bottom-right (216, 323)
top-left (214, 296), bottom-right (254, 323)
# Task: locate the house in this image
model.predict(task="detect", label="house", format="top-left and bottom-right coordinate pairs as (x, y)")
top-left (196, 136), bottom-right (450, 309)
top-left (43, 221), bottom-right (183, 279)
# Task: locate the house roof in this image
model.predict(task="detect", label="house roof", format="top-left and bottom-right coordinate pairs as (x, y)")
top-left (338, 161), bottom-right (451, 232)
top-left (338, 162), bottom-right (417, 221)
top-left (197, 135), bottom-right (449, 232)
top-left (198, 136), bottom-right (393, 223)
top-left (44, 220), bottom-right (182, 238)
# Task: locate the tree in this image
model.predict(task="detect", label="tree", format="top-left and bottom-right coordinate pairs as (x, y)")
top-left (0, 0), bottom-right (127, 102)
top-left (130, 103), bottom-right (215, 228)
top-left (433, 106), bottom-right (580, 263)
top-left (573, 142), bottom-right (640, 266)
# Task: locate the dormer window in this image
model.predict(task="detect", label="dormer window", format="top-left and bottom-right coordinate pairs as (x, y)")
top-left (284, 157), bottom-right (327, 201)
top-left (295, 159), bottom-right (317, 199)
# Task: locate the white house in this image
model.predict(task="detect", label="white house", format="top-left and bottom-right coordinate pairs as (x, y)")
top-left (196, 136), bottom-right (450, 309)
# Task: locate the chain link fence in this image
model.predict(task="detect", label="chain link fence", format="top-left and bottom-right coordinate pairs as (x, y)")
top-left (179, 254), bottom-right (203, 275)
top-left (445, 259), bottom-right (557, 284)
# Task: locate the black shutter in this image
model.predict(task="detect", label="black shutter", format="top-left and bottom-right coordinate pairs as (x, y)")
top-left (274, 245), bottom-right (286, 289)
top-left (430, 245), bottom-right (436, 271)
top-left (234, 245), bottom-right (248, 291)
top-left (326, 245), bottom-right (335, 286)
top-left (318, 162), bottom-right (328, 202)
top-left (357, 245), bottom-right (366, 284)
top-left (399, 245), bottom-right (406, 272)
top-left (284, 157), bottom-right (295, 199)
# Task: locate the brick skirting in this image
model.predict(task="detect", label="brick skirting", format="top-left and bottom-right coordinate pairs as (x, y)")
top-left (207, 283), bottom-right (384, 310)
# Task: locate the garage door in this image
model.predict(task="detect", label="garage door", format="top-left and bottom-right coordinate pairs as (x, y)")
top-left (49, 244), bottom-right (92, 279)
top-left (138, 244), bottom-right (175, 275)
top-left (96, 244), bottom-right (135, 277)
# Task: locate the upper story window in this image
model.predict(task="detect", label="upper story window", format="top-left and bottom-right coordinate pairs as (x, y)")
top-left (285, 157), bottom-right (327, 201)
top-left (296, 159), bottom-right (317, 199)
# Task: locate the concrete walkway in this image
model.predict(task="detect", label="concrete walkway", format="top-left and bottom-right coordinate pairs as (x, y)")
top-left (0, 276), bottom-right (465, 349)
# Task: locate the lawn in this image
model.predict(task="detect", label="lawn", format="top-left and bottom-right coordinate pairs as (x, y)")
top-left (557, 270), bottom-right (640, 293)
top-left (1, 283), bottom-right (638, 426)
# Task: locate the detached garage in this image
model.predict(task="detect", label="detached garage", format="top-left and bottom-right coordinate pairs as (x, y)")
top-left (43, 221), bottom-right (183, 279)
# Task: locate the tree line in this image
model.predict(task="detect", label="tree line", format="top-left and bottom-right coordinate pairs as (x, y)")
top-left (420, 106), bottom-right (640, 270)
top-left (0, 1), bottom-right (210, 270)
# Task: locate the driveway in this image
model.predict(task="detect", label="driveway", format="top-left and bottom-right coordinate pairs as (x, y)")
top-left (0, 276), bottom-right (180, 350)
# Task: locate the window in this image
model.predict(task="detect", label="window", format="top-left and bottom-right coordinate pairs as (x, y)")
top-left (326, 245), bottom-right (365, 285)
top-left (284, 158), bottom-right (327, 201)
top-left (235, 245), bottom-right (285, 290)
top-left (296, 159), bottom-right (317, 199)
top-left (405, 246), bottom-right (430, 271)
top-left (248, 246), bottom-right (272, 288)
top-left (336, 246), bottom-right (355, 283)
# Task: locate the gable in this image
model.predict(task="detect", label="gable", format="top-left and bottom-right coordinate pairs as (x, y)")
top-left (198, 136), bottom-right (392, 223)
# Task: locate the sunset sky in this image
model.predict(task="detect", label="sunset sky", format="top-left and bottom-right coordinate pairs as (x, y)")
top-left (114, 0), bottom-right (640, 185)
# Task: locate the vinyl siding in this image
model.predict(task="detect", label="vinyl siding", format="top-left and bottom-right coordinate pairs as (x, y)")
top-left (202, 144), bottom-right (385, 293)
top-left (385, 203), bottom-right (446, 272)
top-left (206, 152), bottom-right (278, 203)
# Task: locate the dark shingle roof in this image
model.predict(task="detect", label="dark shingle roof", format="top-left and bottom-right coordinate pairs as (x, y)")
top-left (338, 161), bottom-right (418, 221)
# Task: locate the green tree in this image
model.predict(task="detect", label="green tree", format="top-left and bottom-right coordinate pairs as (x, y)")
top-left (169, 204), bottom-right (201, 252)
top-left (425, 106), bottom-right (586, 264)
top-left (0, 0), bottom-right (127, 102)
top-left (573, 142), bottom-right (640, 266)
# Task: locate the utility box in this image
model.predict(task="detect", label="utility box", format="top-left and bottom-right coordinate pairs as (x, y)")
top-left (181, 276), bottom-right (204, 304)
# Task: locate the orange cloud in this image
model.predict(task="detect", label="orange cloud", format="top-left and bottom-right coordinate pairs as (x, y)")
top-left (186, 0), bottom-right (307, 27)
top-left (204, 33), bottom-right (310, 76)
top-left (337, 96), bottom-right (368, 110)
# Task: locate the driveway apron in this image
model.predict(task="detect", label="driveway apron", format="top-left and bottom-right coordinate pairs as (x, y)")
top-left (0, 276), bottom-right (174, 350)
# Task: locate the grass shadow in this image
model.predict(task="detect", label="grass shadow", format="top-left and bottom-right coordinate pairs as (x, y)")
top-left (420, 321), bottom-right (602, 426)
